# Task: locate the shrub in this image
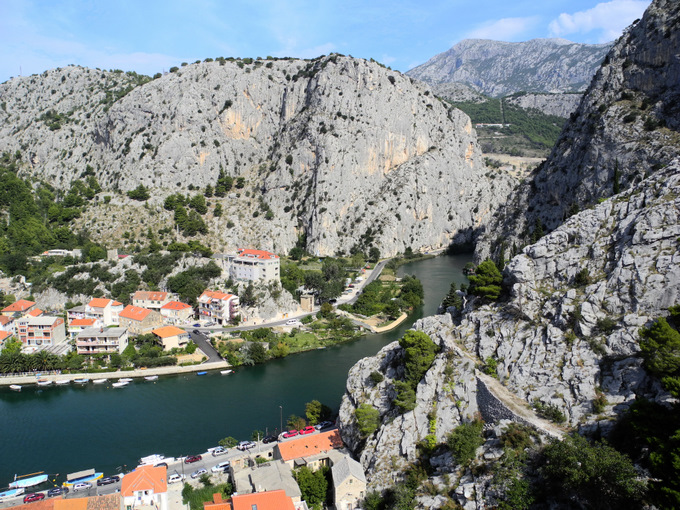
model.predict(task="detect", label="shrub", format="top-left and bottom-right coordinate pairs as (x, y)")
top-left (355, 404), bottom-right (380, 437)
top-left (468, 259), bottom-right (502, 301)
top-left (447, 419), bottom-right (484, 465)
top-left (532, 400), bottom-right (566, 423)
top-left (574, 268), bottom-right (591, 287)
top-left (369, 370), bottom-right (384, 384)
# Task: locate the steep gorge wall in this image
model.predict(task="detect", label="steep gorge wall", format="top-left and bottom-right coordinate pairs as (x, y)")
top-left (0, 56), bottom-right (513, 257)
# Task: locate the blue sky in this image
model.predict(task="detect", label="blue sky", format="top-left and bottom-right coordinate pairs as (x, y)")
top-left (0, 0), bottom-right (651, 83)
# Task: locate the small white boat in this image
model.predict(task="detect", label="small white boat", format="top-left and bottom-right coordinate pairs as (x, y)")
top-left (112, 381), bottom-right (129, 388)
top-left (73, 378), bottom-right (90, 384)
top-left (92, 379), bottom-right (108, 384)
top-left (9, 384), bottom-right (21, 391)
top-left (55, 379), bottom-right (70, 385)
top-left (0, 488), bottom-right (24, 500)
top-left (37, 380), bottom-right (53, 386)
top-left (220, 370), bottom-right (233, 375)
top-left (118, 378), bottom-right (133, 383)
top-left (144, 375), bottom-right (158, 381)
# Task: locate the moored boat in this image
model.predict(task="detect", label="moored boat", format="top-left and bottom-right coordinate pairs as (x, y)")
top-left (62, 469), bottom-right (102, 487)
top-left (111, 381), bottom-right (128, 388)
top-left (196, 371), bottom-right (207, 376)
top-left (9, 474), bottom-right (48, 489)
top-left (144, 375), bottom-right (158, 381)
top-left (118, 378), bottom-right (133, 383)
top-left (92, 379), bottom-right (107, 384)
top-left (220, 370), bottom-right (233, 375)
top-left (0, 488), bottom-right (24, 500)
top-left (37, 380), bottom-right (52, 386)
top-left (73, 378), bottom-right (90, 384)
top-left (55, 379), bottom-right (70, 385)
top-left (9, 385), bottom-right (21, 391)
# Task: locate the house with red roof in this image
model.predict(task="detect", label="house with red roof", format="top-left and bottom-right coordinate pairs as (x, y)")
top-left (67, 298), bottom-right (123, 327)
top-left (0, 315), bottom-right (15, 335)
top-left (121, 465), bottom-right (168, 510)
top-left (132, 291), bottom-right (174, 311)
top-left (229, 490), bottom-right (299, 510)
top-left (152, 325), bottom-right (190, 350)
top-left (160, 301), bottom-right (193, 325)
top-left (1, 299), bottom-right (36, 318)
top-left (0, 330), bottom-right (12, 347)
top-left (118, 305), bottom-right (163, 336)
top-left (16, 316), bottom-right (67, 354)
top-left (197, 290), bottom-right (239, 325)
top-left (68, 317), bottom-right (101, 340)
top-left (275, 430), bottom-right (345, 470)
top-left (231, 248), bottom-right (280, 283)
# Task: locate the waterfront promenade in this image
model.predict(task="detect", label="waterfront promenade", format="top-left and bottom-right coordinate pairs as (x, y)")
top-left (0, 360), bottom-right (230, 387)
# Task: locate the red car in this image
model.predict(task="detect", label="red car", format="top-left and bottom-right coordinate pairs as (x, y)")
top-left (299, 426), bottom-right (315, 435)
top-left (282, 429), bottom-right (299, 438)
top-left (185, 455), bottom-right (202, 464)
top-left (24, 494), bottom-right (45, 504)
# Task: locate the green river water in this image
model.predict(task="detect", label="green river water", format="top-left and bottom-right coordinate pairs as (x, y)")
top-left (0, 254), bottom-right (470, 485)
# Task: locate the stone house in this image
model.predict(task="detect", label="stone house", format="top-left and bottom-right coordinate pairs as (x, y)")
top-left (331, 456), bottom-right (367, 510)
top-left (152, 325), bottom-right (190, 350)
top-left (160, 301), bottom-right (193, 325)
top-left (118, 305), bottom-right (163, 336)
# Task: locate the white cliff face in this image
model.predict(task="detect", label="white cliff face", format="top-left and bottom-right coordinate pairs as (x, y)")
top-left (0, 56), bottom-right (513, 257)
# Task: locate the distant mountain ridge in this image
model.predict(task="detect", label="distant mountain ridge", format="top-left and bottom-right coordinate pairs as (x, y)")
top-left (407, 38), bottom-right (613, 97)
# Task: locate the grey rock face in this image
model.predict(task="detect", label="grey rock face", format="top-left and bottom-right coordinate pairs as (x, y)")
top-left (407, 38), bottom-right (611, 97)
top-left (0, 57), bottom-right (513, 258)
top-left (476, 0), bottom-right (680, 261)
top-left (505, 93), bottom-right (582, 118)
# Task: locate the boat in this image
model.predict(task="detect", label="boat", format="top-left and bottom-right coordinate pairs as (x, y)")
top-left (220, 370), bottom-right (233, 375)
top-left (112, 381), bottom-right (129, 388)
top-left (0, 488), bottom-right (24, 500)
top-left (9, 474), bottom-right (48, 489)
top-left (62, 469), bottom-right (102, 487)
top-left (196, 371), bottom-right (207, 376)
top-left (92, 379), bottom-right (108, 384)
top-left (139, 454), bottom-right (174, 466)
top-left (144, 375), bottom-right (158, 381)
top-left (73, 378), bottom-right (90, 384)
top-left (118, 378), bottom-right (133, 383)
top-left (37, 379), bottom-right (53, 386)
top-left (55, 380), bottom-right (70, 385)
top-left (9, 385), bottom-right (21, 391)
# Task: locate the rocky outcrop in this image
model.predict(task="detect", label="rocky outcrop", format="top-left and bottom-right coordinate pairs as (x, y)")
top-left (407, 38), bottom-right (611, 97)
top-left (476, 0), bottom-right (680, 261)
top-left (0, 56), bottom-right (514, 258)
top-left (505, 92), bottom-right (582, 118)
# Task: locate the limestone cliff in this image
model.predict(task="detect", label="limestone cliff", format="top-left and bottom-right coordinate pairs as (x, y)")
top-left (0, 56), bottom-right (513, 257)
top-left (476, 0), bottom-right (680, 261)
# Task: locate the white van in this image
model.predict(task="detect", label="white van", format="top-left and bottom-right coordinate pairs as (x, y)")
top-left (211, 461), bottom-right (231, 473)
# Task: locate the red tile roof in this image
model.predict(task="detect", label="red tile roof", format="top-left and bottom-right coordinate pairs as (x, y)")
top-left (203, 493), bottom-right (230, 510)
top-left (2, 299), bottom-right (36, 313)
top-left (161, 301), bottom-right (192, 311)
top-left (231, 490), bottom-right (295, 510)
top-left (27, 308), bottom-right (44, 317)
top-left (70, 318), bottom-right (97, 327)
top-left (199, 290), bottom-right (235, 301)
top-left (237, 248), bottom-right (279, 260)
top-left (121, 465), bottom-right (167, 497)
top-left (0, 331), bottom-right (11, 341)
top-left (152, 325), bottom-right (187, 338)
top-left (119, 305), bottom-right (152, 322)
top-left (277, 429), bottom-right (344, 462)
top-left (88, 298), bottom-right (113, 309)
top-left (133, 291), bottom-right (169, 301)
top-left (0, 315), bottom-right (11, 326)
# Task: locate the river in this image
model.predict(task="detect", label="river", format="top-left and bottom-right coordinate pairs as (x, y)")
top-left (0, 254), bottom-right (470, 486)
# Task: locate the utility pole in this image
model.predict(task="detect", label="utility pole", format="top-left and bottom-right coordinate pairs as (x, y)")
top-left (279, 405), bottom-right (283, 435)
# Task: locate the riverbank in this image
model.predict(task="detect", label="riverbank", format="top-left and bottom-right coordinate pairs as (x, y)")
top-left (0, 360), bottom-right (230, 387)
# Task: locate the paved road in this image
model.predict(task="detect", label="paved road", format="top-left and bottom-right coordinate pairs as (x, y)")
top-left (188, 330), bottom-right (221, 362)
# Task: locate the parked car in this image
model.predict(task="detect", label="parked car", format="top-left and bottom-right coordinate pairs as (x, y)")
top-left (192, 329), bottom-right (200, 334)
top-left (154, 462), bottom-right (168, 468)
top-left (211, 461), bottom-right (231, 473)
top-left (210, 446), bottom-right (227, 456)
top-left (185, 455), bottom-right (202, 463)
top-left (315, 421), bottom-right (334, 430)
top-left (237, 441), bottom-right (256, 451)
top-left (191, 468), bottom-right (208, 479)
top-left (282, 429), bottom-right (299, 439)
top-left (285, 319), bottom-right (301, 326)
top-left (73, 482), bottom-right (92, 492)
top-left (193, 323), bottom-right (201, 327)
top-left (23, 493), bottom-right (45, 503)
top-left (262, 435), bottom-right (278, 444)
top-left (168, 473), bottom-right (185, 484)
top-left (97, 476), bottom-right (119, 486)
top-left (47, 487), bottom-right (68, 497)
top-left (299, 426), bottom-right (315, 435)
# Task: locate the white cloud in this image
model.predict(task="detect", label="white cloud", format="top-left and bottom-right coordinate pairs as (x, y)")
top-left (465, 16), bottom-right (540, 41)
top-left (549, 0), bottom-right (650, 43)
